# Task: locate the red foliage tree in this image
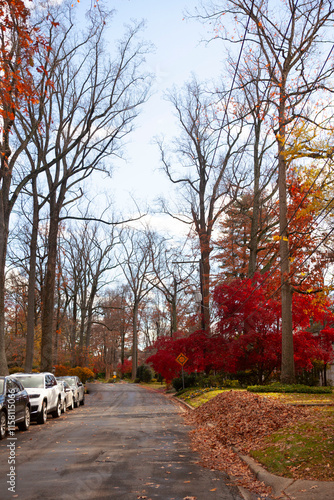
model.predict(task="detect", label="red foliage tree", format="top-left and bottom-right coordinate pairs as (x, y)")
top-left (213, 275), bottom-right (334, 382)
top-left (147, 275), bottom-right (334, 385)
top-left (213, 274), bottom-right (281, 382)
top-left (117, 359), bottom-right (133, 378)
top-left (146, 334), bottom-right (182, 382)
top-left (292, 294), bottom-right (334, 373)
top-left (146, 330), bottom-right (214, 382)
top-left (292, 331), bottom-right (318, 372)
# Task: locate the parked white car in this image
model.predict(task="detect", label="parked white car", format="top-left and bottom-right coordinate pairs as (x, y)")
top-left (13, 373), bottom-right (62, 424)
top-left (57, 376), bottom-right (85, 407)
top-left (57, 379), bottom-right (74, 412)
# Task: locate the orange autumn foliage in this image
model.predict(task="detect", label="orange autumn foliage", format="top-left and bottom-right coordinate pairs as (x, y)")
top-left (0, 0), bottom-right (46, 135)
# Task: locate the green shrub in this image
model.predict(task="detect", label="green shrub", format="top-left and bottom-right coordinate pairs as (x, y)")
top-left (295, 368), bottom-right (322, 387)
top-left (196, 372), bottom-right (225, 388)
top-left (175, 388), bottom-right (189, 397)
top-left (173, 372), bottom-right (242, 391)
top-left (136, 364), bottom-right (153, 383)
top-left (235, 370), bottom-right (260, 387)
top-left (222, 379), bottom-right (240, 388)
top-left (247, 383), bottom-right (332, 394)
top-left (172, 372), bottom-right (198, 392)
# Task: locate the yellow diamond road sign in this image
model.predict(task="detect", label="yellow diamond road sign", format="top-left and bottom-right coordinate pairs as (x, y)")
top-left (176, 353), bottom-right (188, 366)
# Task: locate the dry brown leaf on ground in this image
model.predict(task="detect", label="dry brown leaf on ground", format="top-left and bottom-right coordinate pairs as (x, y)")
top-left (184, 390), bottom-right (311, 496)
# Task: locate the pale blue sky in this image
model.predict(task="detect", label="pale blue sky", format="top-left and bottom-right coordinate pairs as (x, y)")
top-left (98, 0), bottom-right (225, 217)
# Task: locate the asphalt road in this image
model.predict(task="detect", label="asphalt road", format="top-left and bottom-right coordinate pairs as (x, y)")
top-left (0, 382), bottom-right (243, 500)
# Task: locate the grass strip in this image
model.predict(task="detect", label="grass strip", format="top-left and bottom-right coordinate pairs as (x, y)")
top-left (250, 407), bottom-right (334, 481)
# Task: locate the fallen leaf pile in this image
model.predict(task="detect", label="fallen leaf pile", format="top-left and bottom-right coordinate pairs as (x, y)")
top-left (190, 390), bottom-right (311, 450)
top-left (184, 390), bottom-right (311, 497)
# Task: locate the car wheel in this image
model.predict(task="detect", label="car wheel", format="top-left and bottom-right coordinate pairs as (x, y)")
top-left (62, 399), bottom-right (66, 413)
top-left (0, 410), bottom-right (7, 440)
top-left (69, 398), bottom-right (74, 410)
top-left (52, 399), bottom-right (62, 418)
top-left (74, 398), bottom-right (79, 408)
top-left (17, 406), bottom-right (30, 431)
top-left (37, 401), bottom-right (47, 424)
top-left (80, 395), bottom-right (85, 406)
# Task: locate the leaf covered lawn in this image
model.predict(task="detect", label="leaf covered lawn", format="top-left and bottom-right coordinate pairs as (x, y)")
top-left (185, 390), bottom-right (312, 496)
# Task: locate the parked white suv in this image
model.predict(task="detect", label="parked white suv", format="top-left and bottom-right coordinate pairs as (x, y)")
top-left (13, 373), bottom-right (62, 424)
top-left (57, 376), bottom-right (85, 407)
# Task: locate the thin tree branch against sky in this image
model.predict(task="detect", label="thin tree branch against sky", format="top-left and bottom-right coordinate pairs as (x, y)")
top-left (90, 0), bottom-right (226, 214)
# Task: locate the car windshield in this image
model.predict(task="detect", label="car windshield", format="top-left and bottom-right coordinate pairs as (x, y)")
top-left (0, 380), bottom-right (4, 394)
top-left (64, 377), bottom-right (77, 385)
top-left (16, 375), bottom-right (44, 389)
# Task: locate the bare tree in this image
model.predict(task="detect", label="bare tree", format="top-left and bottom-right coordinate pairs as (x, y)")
top-left (12, 1), bottom-right (151, 371)
top-left (149, 242), bottom-right (198, 335)
top-left (117, 227), bottom-right (158, 379)
top-left (101, 286), bottom-right (132, 370)
top-left (158, 78), bottom-right (245, 332)
top-left (62, 222), bottom-right (118, 365)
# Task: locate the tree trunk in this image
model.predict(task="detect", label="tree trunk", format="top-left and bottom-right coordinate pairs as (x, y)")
top-left (248, 122), bottom-right (261, 278)
top-left (40, 207), bottom-right (59, 372)
top-left (85, 279), bottom-right (97, 353)
top-left (105, 345), bottom-right (111, 380)
top-left (0, 156), bottom-right (12, 375)
top-left (201, 251), bottom-right (211, 333)
top-left (171, 297), bottom-right (177, 335)
top-left (0, 196), bottom-right (9, 375)
top-left (79, 302), bottom-right (86, 353)
top-left (131, 301), bottom-right (139, 380)
top-left (54, 270), bottom-right (62, 366)
top-left (278, 92), bottom-right (295, 384)
top-left (120, 294), bottom-right (126, 375)
top-left (70, 293), bottom-right (77, 367)
top-left (25, 177), bottom-right (39, 372)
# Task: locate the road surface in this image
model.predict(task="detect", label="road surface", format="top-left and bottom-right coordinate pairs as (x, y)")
top-left (0, 382), bottom-right (243, 500)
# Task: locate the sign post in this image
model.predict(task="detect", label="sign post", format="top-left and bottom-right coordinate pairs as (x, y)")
top-left (176, 353), bottom-right (189, 390)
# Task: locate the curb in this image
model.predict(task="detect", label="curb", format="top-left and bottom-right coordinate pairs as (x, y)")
top-left (172, 395), bottom-right (194, 410)
top-left (234, 451), bottom-right (292, 499)
top-left (236, 452), bottom-right (334, 500)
